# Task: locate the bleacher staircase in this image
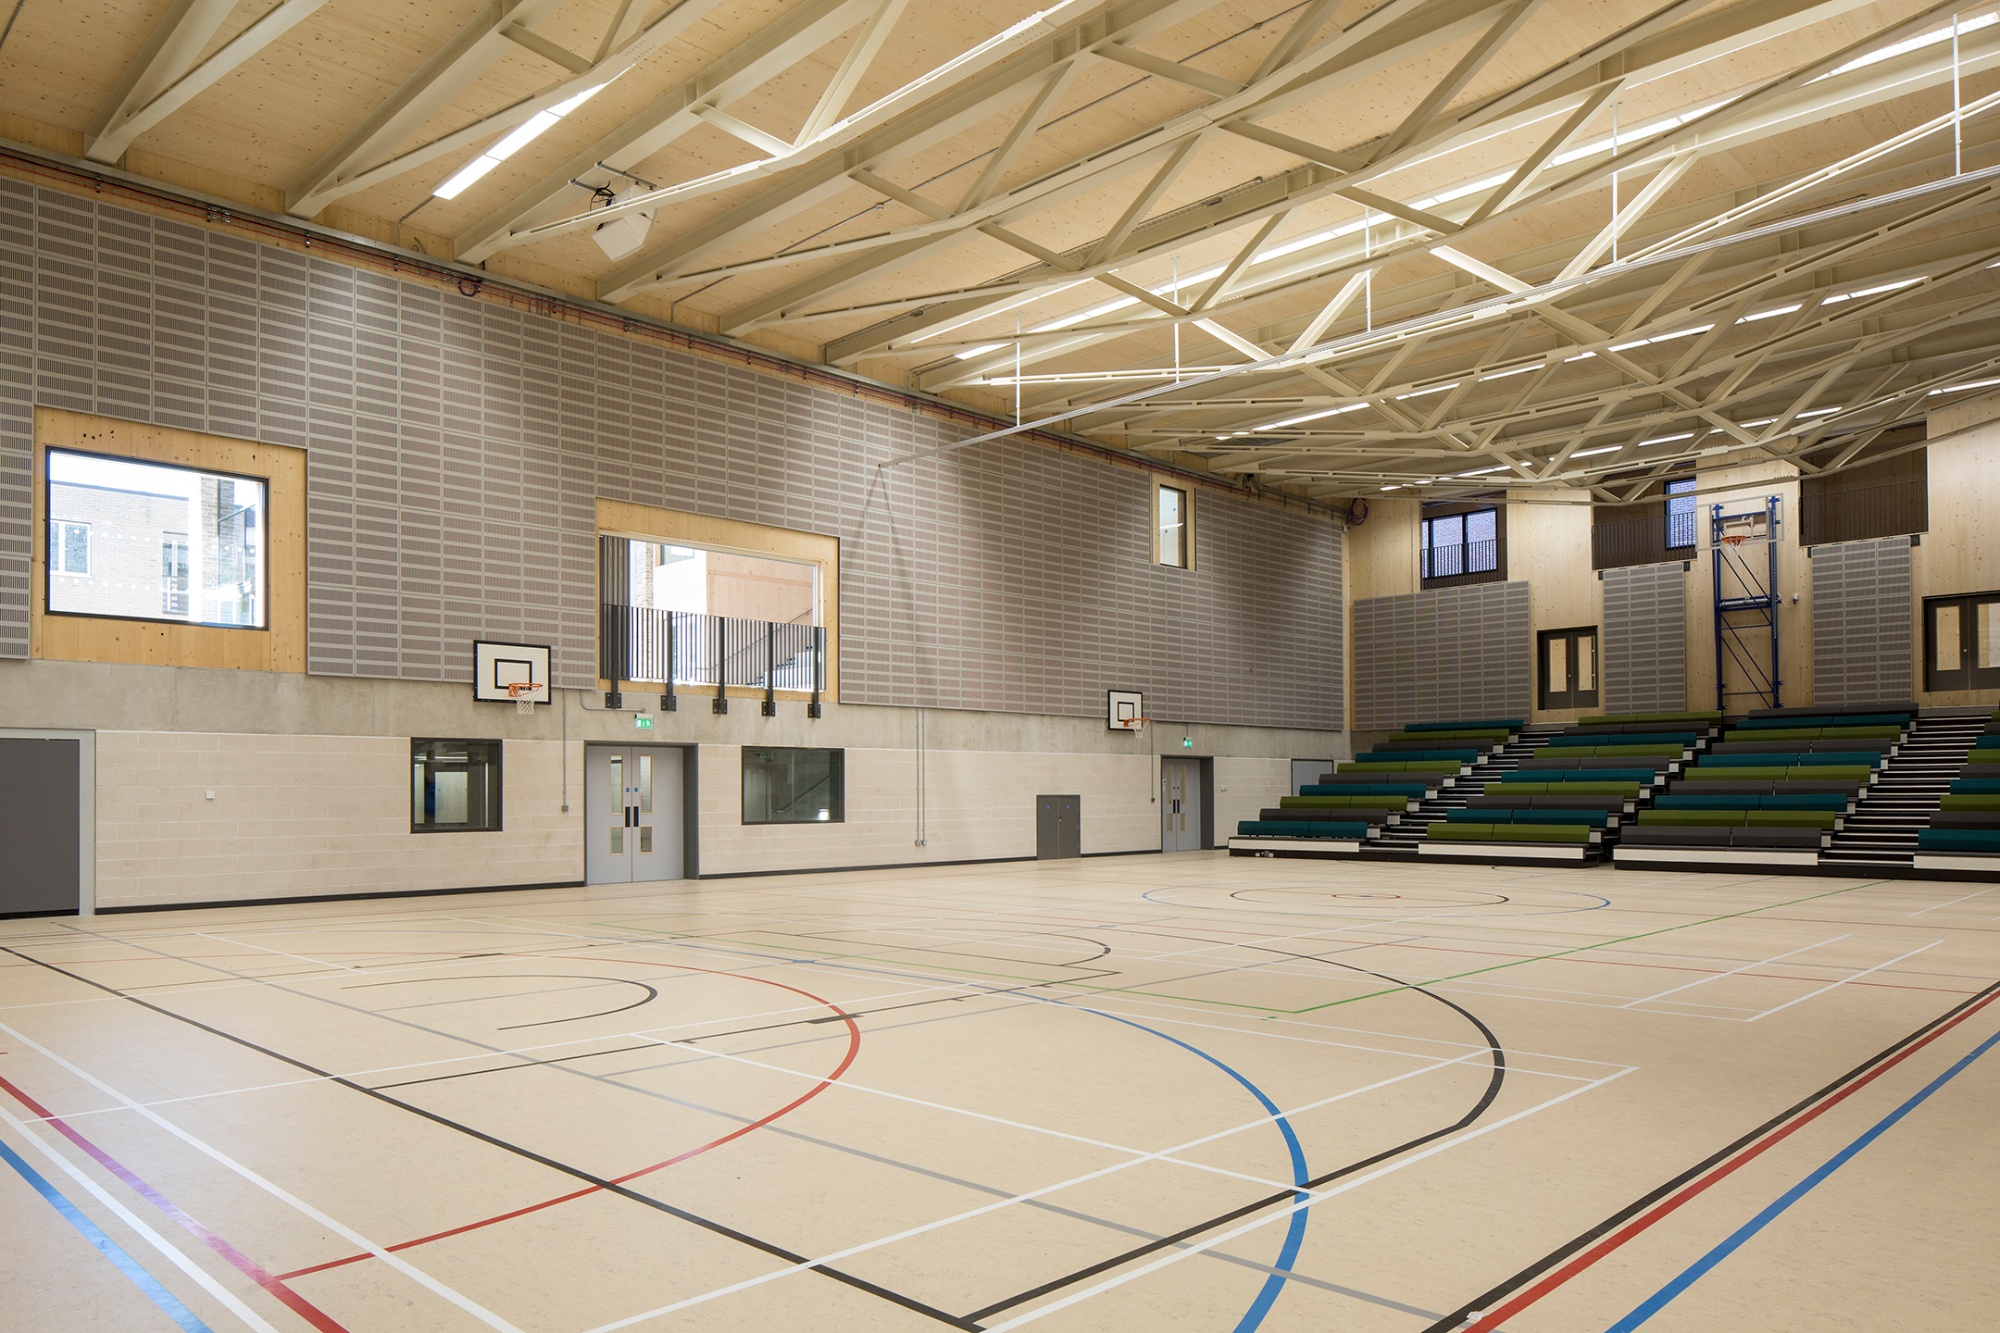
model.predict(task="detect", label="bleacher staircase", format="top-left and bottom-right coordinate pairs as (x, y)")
top-left (1364, 724), bottom-right (1564, 856)
top-left (1819, 712), bottom-right (1992, 872)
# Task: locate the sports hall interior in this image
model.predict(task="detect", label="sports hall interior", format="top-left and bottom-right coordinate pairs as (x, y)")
top-left (1, 0), bottom-right (1999, 1329)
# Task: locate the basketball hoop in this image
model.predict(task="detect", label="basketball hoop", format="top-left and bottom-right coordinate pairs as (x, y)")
top-left (1720, 534), bottom-right (1749, 548)
top-left (1117, 716), bottom-right (1151, 731)
top-left (506, 680), bottom-right (545, 713)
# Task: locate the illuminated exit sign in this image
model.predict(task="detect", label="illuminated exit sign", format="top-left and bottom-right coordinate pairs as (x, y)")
top-left (635, 715), bottom-right (654, 730)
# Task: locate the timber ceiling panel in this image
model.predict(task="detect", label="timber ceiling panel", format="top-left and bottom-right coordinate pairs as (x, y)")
top-left (1, 0), bottom-right (1995, 496)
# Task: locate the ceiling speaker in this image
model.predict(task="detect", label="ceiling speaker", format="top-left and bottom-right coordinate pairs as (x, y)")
top-left (592, 208), bottom-right (652, 261)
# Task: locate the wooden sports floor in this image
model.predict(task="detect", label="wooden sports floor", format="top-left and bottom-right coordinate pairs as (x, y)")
top-left (3, 854), bottom-right (1997, 1333)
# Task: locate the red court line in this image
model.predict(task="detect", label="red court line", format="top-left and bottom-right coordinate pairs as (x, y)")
top-left (279, 956), bottom-right (862, 1280)
top-left (0, 1071), bottom-right (353, 1333)
top-left (1461, 983), bottom-right (2000, 1332)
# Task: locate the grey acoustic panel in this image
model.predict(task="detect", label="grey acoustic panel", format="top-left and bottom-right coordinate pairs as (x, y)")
top-left (0, 179), bottom-right (30, 660)
top-left (1602, 562), bottom-right (1687, 714)
top-left (1352, 581), bottom-right (1530, 730)
top-left (0, 177), bottom-right (1343, 728)
top-left (1811, 536), bottom-right (1913, 706)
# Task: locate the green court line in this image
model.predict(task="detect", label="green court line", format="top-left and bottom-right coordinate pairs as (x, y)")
top-left (598, 879), bottom-right (1885, 1017)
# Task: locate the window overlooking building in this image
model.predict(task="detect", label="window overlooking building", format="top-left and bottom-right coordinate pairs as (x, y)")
top-left (49, 520), bottom-right (89, 575)
top-left (1422, 507), bottom-right (1499, 579)
top-left (626, 541), bottom-right (819, 625)
top-left (1156, 484), bottom-right (1191, 568)
top-left (46, 450), bottom-right (267, 628)
top-left (743, 747), bottom-right (844, 824)
top-left (1666, 477), bottom-right (1697, 549)
top-left (411, 740), bottom-right (502, 833)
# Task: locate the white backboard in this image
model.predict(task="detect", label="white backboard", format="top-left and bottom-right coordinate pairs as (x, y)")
top-left (473, 640), bottom-right (552, 704)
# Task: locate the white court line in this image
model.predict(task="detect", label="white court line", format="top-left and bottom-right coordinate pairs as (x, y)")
top-left (979, 1068), bottom-right (1634, 1333)
top-left (1746, 940), bottom-right (1946, 1021)
top-left (194, 930), bottom-right (370, 975)
top-left (1619, 936), bottom-right (1851, 1009)
top-left (1911, 886), bottom-right (2000, 916)
top-left (0, 1104), bottom-right (284, 1333)
top-left (586, 1063), bottom-right (1636, 1333)
top-left (0, 1022), bottom-right (527, 1333)
top-left (574, 1047), bottom-right (1508, 1332)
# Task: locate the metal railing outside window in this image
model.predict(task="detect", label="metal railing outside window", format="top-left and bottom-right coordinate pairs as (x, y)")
top-left (600, 607), bottom-right (826, 692)
top-left (1420, 538), bottom-right (1500, 580)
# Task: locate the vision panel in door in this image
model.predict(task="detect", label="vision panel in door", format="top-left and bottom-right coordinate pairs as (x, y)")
top-left (585, 745), bottom-right (684, 884)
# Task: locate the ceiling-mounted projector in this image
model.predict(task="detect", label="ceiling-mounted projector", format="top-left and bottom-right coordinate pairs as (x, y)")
top-left (592, 190), bottom-right (654, 261)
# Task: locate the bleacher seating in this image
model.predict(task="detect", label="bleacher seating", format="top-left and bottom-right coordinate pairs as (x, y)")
top-left (1616, 704), bottom-right (1911, 870)
top-left (1231, 716), bottom-right (1522, 857)
top-left (1914, 713), bottom-right (2000, 877)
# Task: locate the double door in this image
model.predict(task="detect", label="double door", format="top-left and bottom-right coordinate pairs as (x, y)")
top-left (1161, 757), bottom-right (1204, 852)
top-left (585, 745), bottom-right (684, 884)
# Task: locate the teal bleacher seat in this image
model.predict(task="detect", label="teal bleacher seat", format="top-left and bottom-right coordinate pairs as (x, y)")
top-left (1952, 779), bottom-right (2000, 794)
top-left (1444, 808), bottom-right (1606, 827)
top-left (1237, 820), bottom-right (1370, 839)
top-left (1918, 828), bottom-right (2000, 853)
top-left (1653, 794), bottom-right (1847, 811)
top-left (1498, 768), bottom-right (1658, 783)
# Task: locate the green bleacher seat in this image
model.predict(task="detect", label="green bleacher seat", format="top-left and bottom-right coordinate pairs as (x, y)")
top-left (1578, 710), bottom-right (1722, 726)
top-left (1425, 823), bottom-right (1593, 844)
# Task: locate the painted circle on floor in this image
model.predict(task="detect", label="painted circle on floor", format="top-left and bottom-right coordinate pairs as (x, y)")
top-left (1142, 884), bottom-right (1610, 916)
top-left (1228, 887), bottom-right (1511, 908)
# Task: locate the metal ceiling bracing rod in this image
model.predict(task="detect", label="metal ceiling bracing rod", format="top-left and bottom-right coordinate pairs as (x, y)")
top-left (870, 134), bottom-right (2000, 484)
top-left (788, 0), bottom-right (1942, 367)
top-left (913, 6), bottom-right (2000, 395)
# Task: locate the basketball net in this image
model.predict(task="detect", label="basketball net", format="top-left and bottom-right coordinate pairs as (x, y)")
top-left (507, 681), bottom-right (545, 713)
top-left (1117, 716), bottom-right (1151, 731)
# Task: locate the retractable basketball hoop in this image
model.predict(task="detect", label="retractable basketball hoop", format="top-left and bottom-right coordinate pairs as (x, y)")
top-left (507, 680), bottom-right (546, 713)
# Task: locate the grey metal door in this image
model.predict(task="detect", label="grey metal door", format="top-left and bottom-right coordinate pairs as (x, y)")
top-left (1161, 758), bottom-right (1202, 851)
top-left (1036, 795), bottom-right (1080, 859)
top-left (586, 745), bottom-right (684, 884)
top-left (0, 739), bottom-right (80, 916)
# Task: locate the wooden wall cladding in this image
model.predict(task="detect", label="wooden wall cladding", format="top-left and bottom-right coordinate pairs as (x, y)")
top-left (31, 408), bottom-right (306, 672)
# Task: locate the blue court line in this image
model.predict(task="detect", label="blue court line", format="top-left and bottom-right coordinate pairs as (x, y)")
top-left (1608, 1024), bottom-right (2000, 1331)
top-left (0, 1133), bottom-right (215, 1333)
top-left (1076, 1004), bottom-right (1312, 1333)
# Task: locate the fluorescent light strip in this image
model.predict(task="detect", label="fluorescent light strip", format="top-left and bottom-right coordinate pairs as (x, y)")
top-left (1638, 431), bottom-right (1694, 445)
top-left (1815, 12), bottom-right (1998, 82)
top-left (436, 84), bottom-right (609, 200)
top-left (1930, 375), bottom-right (2000, 394)
top-left (1570, 445), bottom-right (1621, 457)
top-left (1458, 465), bottom-right (1509, 476)
top-left (1257, 402), bottom-right (1369, 430)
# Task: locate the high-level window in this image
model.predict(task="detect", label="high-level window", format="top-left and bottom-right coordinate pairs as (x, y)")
top-left (1926, 593), bottom-right (2000, 692)
top-left (1422, 507), bottom-right (1498, 579)
top-left (1665, 477), bottom-right (1697, 549)
top-left (46, 450), bottom-right (266, 628)
top-left (1156, 484), bottom-right (1191, 568)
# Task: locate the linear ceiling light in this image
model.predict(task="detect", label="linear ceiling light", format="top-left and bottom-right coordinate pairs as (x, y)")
top-left (435, 84), bottom-right (609, 201)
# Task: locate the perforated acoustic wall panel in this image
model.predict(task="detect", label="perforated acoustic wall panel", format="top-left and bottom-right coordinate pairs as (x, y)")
top-left (0, 179), bottom-right (1342, 729)
top-left (1351, 581), bottom-right (1530, 731)
top-left (1602, 562), bottom-right (1688, 713)
top-left (1811, 536), bottom-right (1914, 707)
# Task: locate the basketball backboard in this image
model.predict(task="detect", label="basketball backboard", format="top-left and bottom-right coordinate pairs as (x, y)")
top-left (473, 640), bottom-right (552, 705)
top-left (1107, 689), bottom-right (1145, 731)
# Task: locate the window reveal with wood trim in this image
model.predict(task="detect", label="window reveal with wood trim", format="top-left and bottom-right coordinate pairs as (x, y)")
top-left (1420, 501), bottom-right (1505, 587)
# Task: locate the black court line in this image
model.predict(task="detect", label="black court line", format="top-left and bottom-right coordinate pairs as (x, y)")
top-left (339, 973), bottom-right (662, 1031)
top-left (1417, 973), bottom-right (2000, 1332)
top-left (365, 981), bottom-right (1068, 1092)
top-left (962, 941), bottom-right (1510, 1323)
top-left (1, 944), bottom-right (979, 1331)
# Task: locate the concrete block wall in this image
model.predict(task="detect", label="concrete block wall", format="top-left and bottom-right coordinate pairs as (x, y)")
top-left (95, 732), bottom-right (578, 909)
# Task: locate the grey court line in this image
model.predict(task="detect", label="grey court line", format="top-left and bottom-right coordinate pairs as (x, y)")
top-left (26, 920), bottom-right (1442, 1319)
